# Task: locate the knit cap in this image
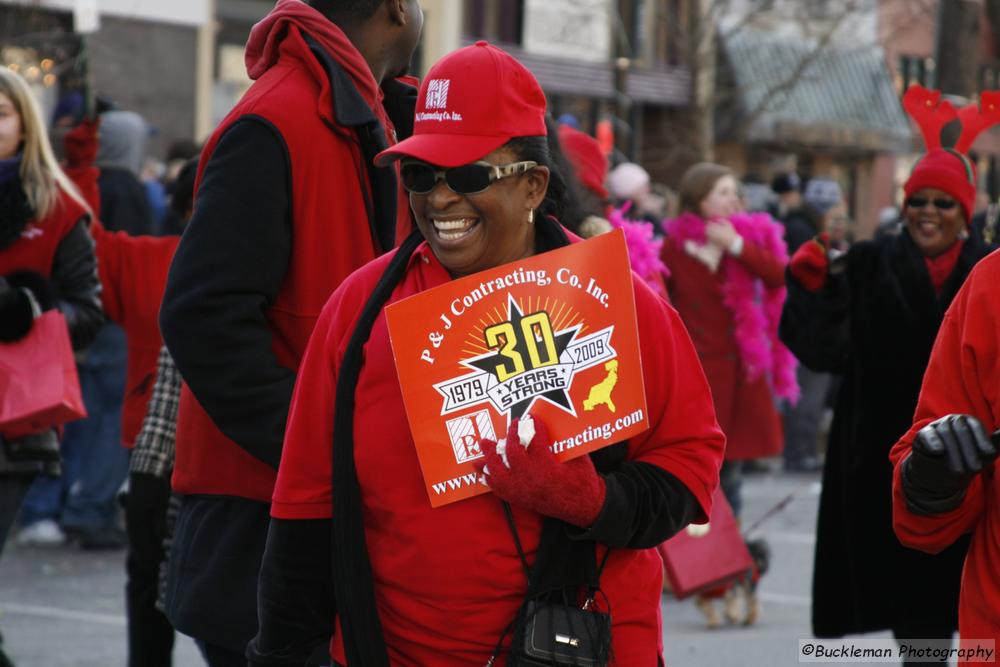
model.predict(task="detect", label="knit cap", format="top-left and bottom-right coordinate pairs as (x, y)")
top-left (803, 178), bottom-right (843, 215)
top-left (558, 125), bottom-right (609, 200)
top-left (903, 148), bottom-right (975, 222)
top-left (607, 162), bottom-right (650, 201)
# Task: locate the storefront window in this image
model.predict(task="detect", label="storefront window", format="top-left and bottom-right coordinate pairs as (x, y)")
top-left (897, 54), bottom-right (935, 93)
top-left (980, 64), bottom-right (1000, 92)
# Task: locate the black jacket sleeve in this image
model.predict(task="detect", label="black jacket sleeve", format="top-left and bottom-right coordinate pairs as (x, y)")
top-left (570, 463), bottom-right (701, 549)
top-left (159, 118), bottom-right (292, 468)
top-left (52, 217), bottom-right (104, 350)
top-left (779, 269), bottom-right (851, 373)
top-left (247, 518), bottom-right (336, 666)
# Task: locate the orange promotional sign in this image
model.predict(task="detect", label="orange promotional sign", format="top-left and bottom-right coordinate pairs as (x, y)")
top-left (385, 230), bottom-right (649, 507)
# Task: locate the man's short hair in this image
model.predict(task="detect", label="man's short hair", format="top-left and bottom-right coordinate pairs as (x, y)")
top-left (771, 172), bottom-right (801, 195)
top-left (307, 0), bottom-right (383, 22)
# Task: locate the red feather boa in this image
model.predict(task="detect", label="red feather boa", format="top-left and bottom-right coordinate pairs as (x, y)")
top-left (608, 205), bottom-right (669, 297)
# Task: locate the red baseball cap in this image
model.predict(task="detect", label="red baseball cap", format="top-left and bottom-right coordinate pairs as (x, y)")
top-left (375, 41), bottom-right (547, 168)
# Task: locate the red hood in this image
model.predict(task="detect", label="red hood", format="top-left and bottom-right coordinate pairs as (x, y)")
top-left (244, 0), bottom-right (379, 107)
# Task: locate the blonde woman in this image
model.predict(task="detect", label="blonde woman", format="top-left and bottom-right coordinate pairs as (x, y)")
top-left (0, 67), bottom-right (103, 562)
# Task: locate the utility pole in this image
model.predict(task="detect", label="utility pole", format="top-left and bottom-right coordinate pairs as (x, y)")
top-left (613, 54), bottom-right (633, 159)
top-left (612, 0), bottom-right (635, 160)
top-left (689, 0), bottom-right (717, 163)
top-left (194, 0), bottom-right (216, 141)
top-left (934, 0), bottom-right (981, 98)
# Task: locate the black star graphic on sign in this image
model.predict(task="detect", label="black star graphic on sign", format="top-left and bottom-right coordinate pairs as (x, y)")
top-left (467, 296), bottom-right (578, 419)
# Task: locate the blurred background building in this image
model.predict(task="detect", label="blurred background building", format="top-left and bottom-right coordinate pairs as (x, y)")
top-left (0, 0), bottom-right (213, 156)
top-left (3, 0), bottom-right (1000, 238)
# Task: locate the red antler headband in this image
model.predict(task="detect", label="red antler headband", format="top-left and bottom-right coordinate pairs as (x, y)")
top-left (901, 85), bottom-right (1000, 221)
top-left (955, 90), bottom-right (1000, 153)
top-left (902, 84), bottom-right (1000, 154)
top-left (902, 85), bottom-right (956, 151)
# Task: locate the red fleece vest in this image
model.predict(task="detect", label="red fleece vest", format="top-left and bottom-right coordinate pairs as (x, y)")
top-left (171, 28), bottom-right (407, 500)
top-left (0, 191), bottom-right (87, 278)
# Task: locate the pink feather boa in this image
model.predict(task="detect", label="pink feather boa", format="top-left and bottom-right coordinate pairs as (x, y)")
top-left (608, 205), bottom-right (670, 296)
top-left (663, 212), bottom-right (799, 403)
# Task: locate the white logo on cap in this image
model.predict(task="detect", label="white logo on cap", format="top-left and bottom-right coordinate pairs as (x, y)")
top-left (425, 79), bottom-right (450, 110)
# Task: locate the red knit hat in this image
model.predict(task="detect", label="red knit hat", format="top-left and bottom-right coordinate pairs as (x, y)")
top-left (903, 148), bottom-right (976, 222)
top-left (902, 85), bottom-right (1000, 222)
top-left (375, 41), bottom-right (547, 167)
top-left (557, 125), bottom-right (609, 200)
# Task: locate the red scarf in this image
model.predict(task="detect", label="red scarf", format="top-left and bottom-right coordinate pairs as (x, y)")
top-left (923, 239), bottom-right (963, 296)
top-left (245, 0), bottom-right (380, 108)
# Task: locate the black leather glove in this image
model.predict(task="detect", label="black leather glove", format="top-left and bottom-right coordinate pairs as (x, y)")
top-left (0, 271), bottom-right (56, 342)
top-left (901, 414), bottom-right (1000, 515)
top-left (124, 472), bottom-right (172, 562)
top-left (0, 277), bottom-right (36, 342)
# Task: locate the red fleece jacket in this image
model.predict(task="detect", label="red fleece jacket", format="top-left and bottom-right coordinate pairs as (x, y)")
top-left (272, 240), bottom-right (724, 665)
top-left (90, 220), bottom-right (178, 447)
top-left (890, 251), bottom-right (1000, 658)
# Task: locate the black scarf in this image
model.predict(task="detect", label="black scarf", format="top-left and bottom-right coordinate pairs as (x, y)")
top-left (304, 34), bottom-right (414, 255)
top-left (331, 219), bottom-right (626, 666)
top-left (0, 169), bottom-right (34, 251)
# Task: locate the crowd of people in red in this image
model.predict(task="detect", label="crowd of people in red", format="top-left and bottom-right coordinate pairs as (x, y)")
top-left (1, 1), bottom-right (998, 666)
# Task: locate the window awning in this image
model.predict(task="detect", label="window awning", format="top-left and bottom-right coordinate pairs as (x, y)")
top-left (473, 41), bottom-right (690, 107)
top-left (717, 28), bottom-right (911, 152)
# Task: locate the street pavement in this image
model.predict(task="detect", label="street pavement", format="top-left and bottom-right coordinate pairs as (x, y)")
top-left (0, 468), bottom-right (898, 667)
top-left (661, 468), bottom-right (887, 666)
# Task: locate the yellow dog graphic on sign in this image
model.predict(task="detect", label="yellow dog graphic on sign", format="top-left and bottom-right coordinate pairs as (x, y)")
top-left (583, 359), bottom-right (619, 413)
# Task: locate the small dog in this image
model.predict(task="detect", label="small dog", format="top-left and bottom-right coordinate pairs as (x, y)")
top-left (695, 538), bottom-right (771, 628)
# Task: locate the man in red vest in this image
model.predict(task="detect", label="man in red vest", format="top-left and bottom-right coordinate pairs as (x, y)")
top-left (158, 1), bottom-right (422, 663)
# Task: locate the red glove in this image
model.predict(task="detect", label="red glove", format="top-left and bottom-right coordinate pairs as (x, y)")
top-left (479, 416), bottom-right (606, 528)
top-left (789, 233), bottom-right (830, 292)
top-left (63, 117), bottom-right (100, 168)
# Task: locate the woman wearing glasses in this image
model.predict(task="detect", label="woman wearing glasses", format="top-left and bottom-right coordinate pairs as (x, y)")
top-left (248, 43), bottom-right (724, 667)
top-left (780, 84), bottom-right (996, 651)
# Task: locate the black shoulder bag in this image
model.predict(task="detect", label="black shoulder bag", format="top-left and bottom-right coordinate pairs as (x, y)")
top-left (488, 502), bottom-right (613, 667)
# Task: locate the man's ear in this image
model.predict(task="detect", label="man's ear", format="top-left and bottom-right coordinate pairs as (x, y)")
top-left (386, 0), bottom-right (407, 26)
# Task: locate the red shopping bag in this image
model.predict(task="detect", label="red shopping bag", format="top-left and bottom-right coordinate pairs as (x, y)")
top-left (657, 487), bottom-right (754, 599)
top-left (0, 310), bottom-right (86, 438)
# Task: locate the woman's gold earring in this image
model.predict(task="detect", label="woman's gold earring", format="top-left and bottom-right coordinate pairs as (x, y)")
top-left (527, 209), bottom-right (535, 224)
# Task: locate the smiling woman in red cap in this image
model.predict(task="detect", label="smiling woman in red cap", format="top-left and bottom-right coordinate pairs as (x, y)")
top-left (780, 84), bottom-right (997, 648)
top-left (247, 42), bottom-right (724, 667)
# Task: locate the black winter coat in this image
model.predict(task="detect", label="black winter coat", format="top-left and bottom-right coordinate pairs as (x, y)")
top-left (96, 167), bottom-right (154, 236)
top-left (780, 230), bottom-right (985, 638)
top-left (779, 206), bottom-right (820, 254)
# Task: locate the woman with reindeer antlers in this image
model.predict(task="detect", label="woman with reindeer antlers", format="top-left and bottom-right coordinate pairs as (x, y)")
top-left (780, 84), bottom-right (998, 652)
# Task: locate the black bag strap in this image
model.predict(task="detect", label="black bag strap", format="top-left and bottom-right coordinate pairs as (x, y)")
top-left (330, 230), bottom-right (423, 667)
top-left (502, 501), bottom-right (532, 579)
top-left (501, 501), bottom-right (611, 584)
